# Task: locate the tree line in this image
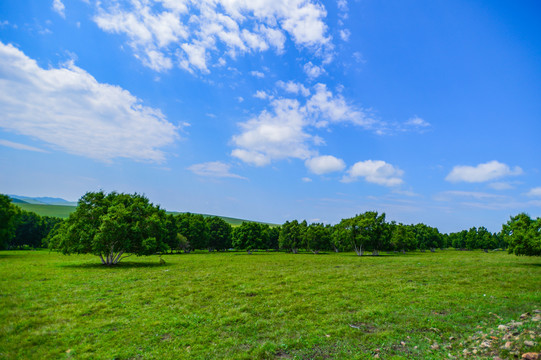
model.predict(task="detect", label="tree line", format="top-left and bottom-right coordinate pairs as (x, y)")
top-left (1, 192), bottom-right (539, 264)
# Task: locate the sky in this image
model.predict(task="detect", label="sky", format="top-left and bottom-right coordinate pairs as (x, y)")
top-left (0, 0), bottom-right (540, 233)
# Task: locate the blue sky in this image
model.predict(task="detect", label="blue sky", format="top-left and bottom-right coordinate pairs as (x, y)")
top-left (0, 0), bottom-right (540, 233)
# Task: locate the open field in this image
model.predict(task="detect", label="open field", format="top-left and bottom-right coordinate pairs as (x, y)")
top-left (14, 203), bottom-right (77, 219)
top-left (0, 250), bottom-right (539, 359)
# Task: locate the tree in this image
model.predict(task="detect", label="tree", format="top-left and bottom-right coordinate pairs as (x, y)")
top-left (390, 223), bottom-right (416, 253)
top-left (232, 222), bottom-right (267, 253)
top-left (337, 211), bottom-right (386, 256)
top-left (206, 216), bottom-right (232, 251)
top-left (12, 211), bottom-right (62, 249)
top-left (502, 213), bottom-right (541, 256)
top-left (279, 220), bottom-right (301, 253)
top-left (305, 223), bottom-right (331, 254)
top-left (0, 194), bottom-right (18, 250)
top-left (50, 191), bottom-right (168, 265)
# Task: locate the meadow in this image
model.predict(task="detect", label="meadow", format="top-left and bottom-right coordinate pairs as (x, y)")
top-left (0, 250), bottom-right (539, 359)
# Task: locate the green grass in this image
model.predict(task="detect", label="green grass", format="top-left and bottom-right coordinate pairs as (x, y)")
top-left (0, 250), bottom-right (539, 359)
top-left (14, 203), bottom-right (76, 218)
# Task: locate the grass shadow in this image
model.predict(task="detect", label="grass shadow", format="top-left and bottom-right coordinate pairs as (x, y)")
top-left (61, 261), bottom-right (174, 269)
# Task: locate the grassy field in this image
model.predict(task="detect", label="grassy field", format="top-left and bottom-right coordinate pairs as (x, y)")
top-left (0, 250), bottom-right (539, 359)
top-left (14, 203), bottom-right (77, 218)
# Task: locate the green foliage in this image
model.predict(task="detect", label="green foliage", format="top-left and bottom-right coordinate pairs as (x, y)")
top-left (335, 211), bottom-right (386, 256)
top-left (232, 222), bottom-right (268, 252)
top-left (206, 216), bottom-right (232, 251)
top-left (50, 191), bottom-right (168, 265)
top-left (279, 220), bottom-right (301, 253)
top-left (0, 250), bottom-right (539, 359)
top-left (502, 213), bottom-right (541, 256)
top-left (0, 194), bottom-right (19, 249)
top-left (177, 213), bottom-right (210, 251)
top-left (11, 210), bottom-right (63, 249)
top-left (390, 222), bottom-right (417, 252)
top-left (305, 223), bottom-right (332, 254)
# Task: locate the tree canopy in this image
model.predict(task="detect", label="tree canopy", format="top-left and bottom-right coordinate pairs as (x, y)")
top-left (50, 191), bottom-right (168, 265)
top-left (502, 213), bottom-right (541, 256)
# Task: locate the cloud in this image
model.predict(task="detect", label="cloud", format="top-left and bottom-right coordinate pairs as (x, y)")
top-left (339, 29), bottom-right (350, 42)
top-left (405, 116), bottom-right (430, 129)
top-left (232, 83), bottom-right (376, 166)
top-left (52, 0), bottom-right (65, 18)
top-left (527, 187), bottom-right (541, 197)
top-left (0, 139), bottom-right (48, 153)
top-left (446, 160), bottom-right (523, 183)
top-left (342, 160), bottom-right (404, 186)
top-left (434, 191), bottom-right (507, 201)
top-left (488, 182), bottom-right (514, 190)
top-left (188, 161), bottom-right (246, 179)
top-left (302, 177), bottom-right (312, 182)
top-left (93, 0), bottom-right (332, 73)
top-left (253, 90), bottom-right (272, 100)
top-left (303, 61), bottom-right (325, 79)
top-left (0, 42), bottom-right (179, 163)
top-left (306, 83), bottom-right (373, 128)
top-left (250, 70), bottom-right (265, 78)
top-left (276, 80), bottom-right (310, 97)
top-left (231, 98), bottom-right (313, 166)
top-left (305, 155), bottom-right (346, 175)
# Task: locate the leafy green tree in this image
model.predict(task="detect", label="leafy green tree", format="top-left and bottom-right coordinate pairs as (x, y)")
top-left (206, 216), bottom-right (232, 251)
top-left (279, 220), bottom-right (301, 253)
top-left (330, 224), bottom-right (351, 252)
top-left (50, 191), bottom-right (168, 265)
top-left (0, 194), bottom-right (18, 249)
top-left (390, 223), bottom-right (416, 253)
top-left (502, 213), bottom-right (541, 256)
top-left (163, 214), bottom-right (180, 253)
top-left (265, 226), bottom-right (280, 250)
top-left (177, 213), bottom-right (210, 251)
top-left (335, 211), bottom-right (386, 256)
top-left (305, 223), bottom-right (331, 254)
top-left (232, 222), bottom-right (267, 253)
top-left (12, 211), bottom-right (62, 249)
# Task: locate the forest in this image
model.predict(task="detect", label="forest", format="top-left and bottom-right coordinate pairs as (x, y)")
top-left (1, 192), bottom-right (539, 264)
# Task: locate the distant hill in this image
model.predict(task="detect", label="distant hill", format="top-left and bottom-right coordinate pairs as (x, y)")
top-left (9, 195), bottom-right (277, 226)
top-left (9, 195), bottom-right (77, 206)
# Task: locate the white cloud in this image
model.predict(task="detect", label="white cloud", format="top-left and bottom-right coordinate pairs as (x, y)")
top-left (0, 139), bottom-right (48, 153)
top-left (303, 61), bottom-right (325, 79)
top-left (52, 0), bottom-right (65, 18)
top-left (0, 42), bottom-right (179, 163)
top-left (435, 191), bottom-right (506, 201)
top-left (337, 0), bottom-right (348, 13)
top-left (188, 161), bottom-right (246, 179)
top-left (93, 0), bottom-right (332, 73)
top-left (488, 182), bottom-right (514, 190)
top-left (250, 70), bottom-right (265, 78)
top-left (527, 187), bottom-right (541, 197)
top-left (231, 98), bottom-right (313, 166)
top-left (253, 90), bottom-right (272, 100)
top-left (276, 80), bottom-right (310, 97)
top-left (305, 155), bottom-right (345, 175)
top-left (446, 161), bottom-right (523, 183)
top-left (232, 83), bottom-right (376, 166)
top-left (342, 160), bottom-right (404, 186)
top-left (405, 116), bottom-right (430, 128)
top-left (302, 177), bottom-right (312, 182)
top-left (306, 83), bottom-right (373, 128)
top-left (339, 29), bottom-right (350, 42)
